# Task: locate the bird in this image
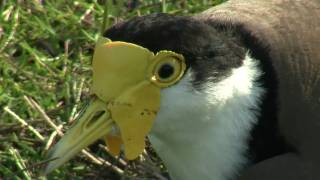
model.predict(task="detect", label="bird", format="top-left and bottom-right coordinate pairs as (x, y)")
top-left (45, 0), bottom-right (320, 179)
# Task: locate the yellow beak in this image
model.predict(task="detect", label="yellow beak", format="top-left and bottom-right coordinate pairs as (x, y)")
top-left (45, 98), bottom-right (113, 173)
top-left (45, 37), bottom-right (186, 174)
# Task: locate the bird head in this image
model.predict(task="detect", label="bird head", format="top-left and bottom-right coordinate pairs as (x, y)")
top-left (45, 14), bottom-right (261, 179)
top-left (45, 35), bottom-right (186, 172)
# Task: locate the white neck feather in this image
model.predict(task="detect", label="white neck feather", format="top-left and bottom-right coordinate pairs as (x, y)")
top-left (149, 53), bottom-right (265, 180)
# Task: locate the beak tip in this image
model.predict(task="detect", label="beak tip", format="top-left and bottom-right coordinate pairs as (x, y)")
top-left (44, 160), bottom-right (61, 175)
top-left (42, 164), bottom-right (53, 176)
top-left (43, 151), bottom-right (60, 175)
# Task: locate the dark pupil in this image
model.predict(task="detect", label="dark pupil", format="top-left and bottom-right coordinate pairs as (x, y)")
top-left (158, 64), bottom-right (174, 79)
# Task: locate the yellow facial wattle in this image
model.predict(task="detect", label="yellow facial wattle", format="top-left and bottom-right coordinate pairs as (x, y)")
top-left (45, 37), bottom-right (186, 173)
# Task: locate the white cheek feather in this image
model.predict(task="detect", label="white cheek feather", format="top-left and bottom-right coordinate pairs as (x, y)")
top-left (149, 53), bottom-right (265, 180)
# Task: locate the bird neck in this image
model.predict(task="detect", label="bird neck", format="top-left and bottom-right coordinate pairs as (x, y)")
top-left (149, 53), bottom-right (265, 180)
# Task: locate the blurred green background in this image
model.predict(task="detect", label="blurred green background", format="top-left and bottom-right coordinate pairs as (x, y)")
top-left (0, 0), bottom-right (225, 179)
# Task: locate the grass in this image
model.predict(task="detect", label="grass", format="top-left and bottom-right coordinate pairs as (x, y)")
top-left (0, 0), bottom-right (225, 179)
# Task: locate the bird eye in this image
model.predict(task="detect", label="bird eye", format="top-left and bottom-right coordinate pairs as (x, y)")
top-left (149, 51), bottom-right (186, 88)
top-left (158, 63), bottom-right (175, 80)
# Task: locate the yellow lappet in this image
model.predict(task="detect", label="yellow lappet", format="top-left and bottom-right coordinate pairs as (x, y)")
top-left (45, 37), bottom-right (186, 173)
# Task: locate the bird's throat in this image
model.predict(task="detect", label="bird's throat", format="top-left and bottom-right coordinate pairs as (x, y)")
top-left (149, 53), bottom-right (265, 180)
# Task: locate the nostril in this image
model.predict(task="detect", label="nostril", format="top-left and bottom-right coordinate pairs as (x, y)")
top-left (86, 111), bottom-right (105, 128)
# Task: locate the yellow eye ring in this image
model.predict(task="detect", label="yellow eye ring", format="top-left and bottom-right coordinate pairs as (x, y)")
top-left (148, 51), bottom-right (186, 88)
